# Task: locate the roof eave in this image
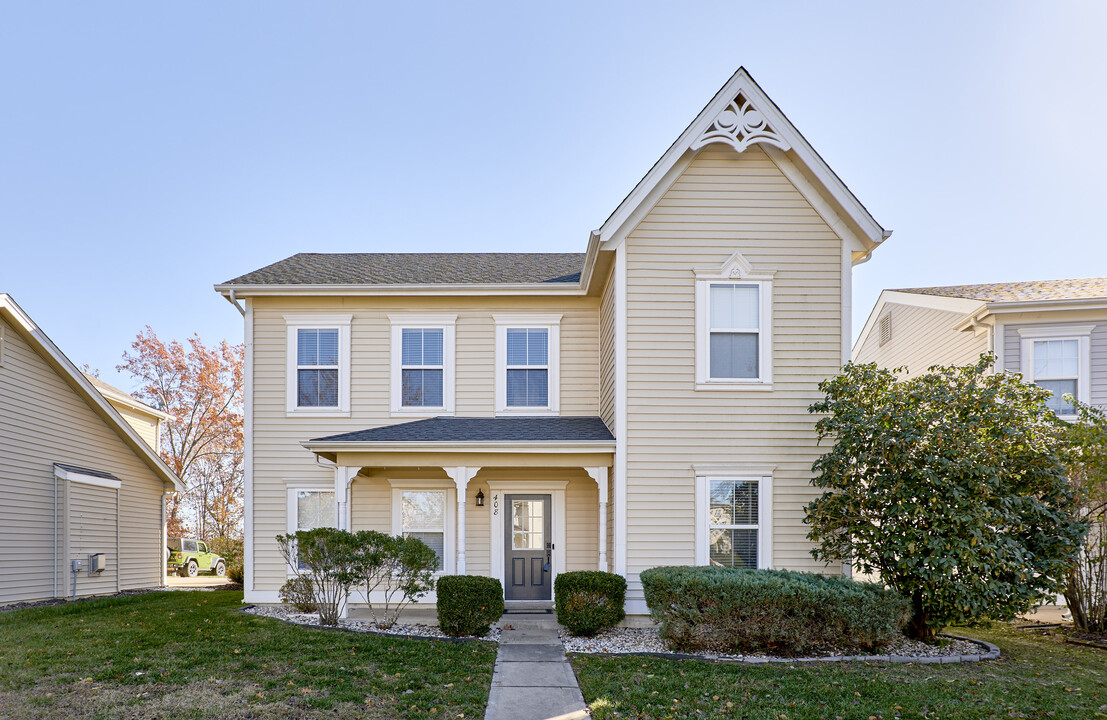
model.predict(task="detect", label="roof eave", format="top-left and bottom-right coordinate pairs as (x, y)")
top-left (300, 440), bottom-right (616, 453)
top-left (983, 297), bottom-right (1107, 314)
top-left (214, 282), bottom-right (587, 297)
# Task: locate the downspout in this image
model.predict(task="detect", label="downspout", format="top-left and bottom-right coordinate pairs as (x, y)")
top-left (227, 289), bottom-right (246, 317)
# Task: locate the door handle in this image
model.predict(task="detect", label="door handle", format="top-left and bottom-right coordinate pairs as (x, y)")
top-left (544, 542), bottom-right (552, 572)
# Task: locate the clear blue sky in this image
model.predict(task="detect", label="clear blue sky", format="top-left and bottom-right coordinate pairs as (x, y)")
top-left (3, 2), bottom-right (1104, 392)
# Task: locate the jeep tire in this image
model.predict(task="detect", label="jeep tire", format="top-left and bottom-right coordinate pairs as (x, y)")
top-left (215, 561), bottom-right (226, 577)
top-left (186, 560), bottom-right (199, 577)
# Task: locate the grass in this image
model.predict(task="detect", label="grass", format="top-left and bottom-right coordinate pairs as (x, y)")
top-left (0, 590), bottom-right (496, 719)
top-left (572, 624), bottom-right (1107, 719)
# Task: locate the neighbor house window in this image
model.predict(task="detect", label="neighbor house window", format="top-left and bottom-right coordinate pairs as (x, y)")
top-left (285, 315), bottom-right (351, 414)
top-left (494, 314), bottom-right (561, 413)
top-left (401, 490), bottom-right (446, 571)
top-left (695, 473), bottom-right (771, 569)
top-left (389, 315), bottom-right (456, 413)
top-left (1019, 326), bottom-right (1093, 418)
top-left (286, 488), bottom-right (336, 572)
top-left (695, 276), bottom-right (771, 389)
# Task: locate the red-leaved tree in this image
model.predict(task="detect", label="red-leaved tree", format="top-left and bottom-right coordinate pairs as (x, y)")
top-left (118, 328), bottom-right (244, 539)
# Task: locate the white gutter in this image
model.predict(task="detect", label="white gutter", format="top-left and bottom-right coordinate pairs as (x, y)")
top-left (300, 440), bottom-right (616, 454)
top-left (215, 282), bottom-right (589, 297)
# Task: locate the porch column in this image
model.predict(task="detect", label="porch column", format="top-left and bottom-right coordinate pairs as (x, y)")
top-left (445, 467), bottom-right (479, 575)
top-left (334, 466), bottom-right (358, 531)
top-left (585, 467), bottom-right (610, 572)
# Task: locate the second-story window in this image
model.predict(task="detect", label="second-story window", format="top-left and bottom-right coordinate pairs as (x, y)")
top-left (708, 283), bottom-right (760, 379)
top-left (494, 314), bottom-right (561, 414)
top-left (402, 329), bottom-right (444, 407)
top-left (285, 315), bottom-right (351, 414)
top-left (1019, 326), bottom-right (1093, 418)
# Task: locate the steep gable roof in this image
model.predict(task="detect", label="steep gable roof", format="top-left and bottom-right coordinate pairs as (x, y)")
top-left (0, 294), bottom-right (181, 492)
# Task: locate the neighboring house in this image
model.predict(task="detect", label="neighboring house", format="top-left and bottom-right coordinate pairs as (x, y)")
top-left (0, 294), bottom-right (181, 605)
top-left (216, 68), bottom-right (890, 613)
top-left (84, 374), bottom-right (171, 454)
top-left (854, 278), bottom-right (1107, 416)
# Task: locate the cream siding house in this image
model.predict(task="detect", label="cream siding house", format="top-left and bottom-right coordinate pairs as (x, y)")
top-left (0, 295), bottom-right (181, 605)
top-left (218, 68), bottom-right (889, 612)
top-left (854, 278), bottom-right (1107, 418)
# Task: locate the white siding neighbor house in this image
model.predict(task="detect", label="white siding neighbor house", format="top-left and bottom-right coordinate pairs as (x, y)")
top-left (0, 294), bottom-right (182, 605)
top-left (854, 278), bottom-right (1107, 417)
top-left (217, 68), bottom-right (891, 614)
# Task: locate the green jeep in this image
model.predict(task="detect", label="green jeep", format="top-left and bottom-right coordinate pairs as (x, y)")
top-left (167, 537), bottom-right (226, 577)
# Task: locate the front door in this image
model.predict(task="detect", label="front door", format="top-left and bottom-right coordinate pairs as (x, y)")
top-left (505, 494), bottom-right (552, 600)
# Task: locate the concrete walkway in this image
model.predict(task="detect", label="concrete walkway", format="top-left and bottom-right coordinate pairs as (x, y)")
top-left (485, 612), bottom-right (589, 720)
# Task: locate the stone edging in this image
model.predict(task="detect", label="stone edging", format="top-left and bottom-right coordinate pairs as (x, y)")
top-left (568, 634), bottom-right (1000, 665)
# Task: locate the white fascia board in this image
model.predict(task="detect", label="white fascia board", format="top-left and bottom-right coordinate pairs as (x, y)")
top-left (95, 385), bottom-right (173, 421)
top-left (595, 68), bottom-right (887, 251)
top-left (0, 295), bottom-right (183, 493)
top-left (299, 440), bottom-right (616, 454)
top-left (853, 290), bottom-right (985, 361)
top-left (54, 466), bottom-right (122, 490)
top-left (214, 283), bottom-right (587, 298)
top-left (985, 298), bottom-right (1107, 314)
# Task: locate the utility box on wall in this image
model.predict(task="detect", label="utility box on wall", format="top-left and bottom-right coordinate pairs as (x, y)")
top-left (88, 553), bottom-right (106, 574)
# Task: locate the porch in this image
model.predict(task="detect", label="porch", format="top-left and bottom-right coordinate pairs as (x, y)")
top-left (301, 416), bottom-right (616, 603)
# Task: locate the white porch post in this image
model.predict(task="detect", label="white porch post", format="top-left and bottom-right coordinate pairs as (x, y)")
top-left (445, 467), bottom-right (479, 575)
top-left (334, 466), bottom-right (358, 531)
top-left (585, 467), bottom-right (610, 572)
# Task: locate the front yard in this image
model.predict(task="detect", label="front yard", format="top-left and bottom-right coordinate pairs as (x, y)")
top-left (573, 624), bottom-right (1107, 719)
top-left (0, 590), bottom-right (496, 719)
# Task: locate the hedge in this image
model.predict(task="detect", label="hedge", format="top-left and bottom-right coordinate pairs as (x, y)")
top-left (555, 571), bottom-right (626, 636)
top-left (640, 566), bottom-right (910, 656)
top-left (436, 575), bottom-right (504, 637)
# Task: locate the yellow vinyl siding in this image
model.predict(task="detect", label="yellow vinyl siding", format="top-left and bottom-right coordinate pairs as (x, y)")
top-left (69, 482), bottom-right (118, 596)
top-left (0, 317), bottom-right (167, 605)
top-left (598, 261), bottom-right (616, 430)
top-left (622, 145), bottom-right (846, 603)
top-left (106, 401), bottom-right (160, 452)
top-left (854, 302), bottom-right (988, 374)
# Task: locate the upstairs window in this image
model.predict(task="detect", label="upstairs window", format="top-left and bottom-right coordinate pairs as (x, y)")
top-left (506, 328), bottom-right (549, 407)
top-left (297, 328), bottom-right (339, 407)
top-left (285, 315), bottom-right (351, 415)
top-left (401, 329), bottom-right (444, 407)
top-left (1019, 326), bottom-right (1093, 418)
top-left (389, 315), bottom-right (456, 413)
top-left (494, 315), bottom-right (561, 414)
top-left (695, 278), bottom-right (771, 388)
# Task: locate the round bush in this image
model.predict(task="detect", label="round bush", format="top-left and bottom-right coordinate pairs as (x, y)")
top-left (227, 564), bottom-right (244, 584)
top-left (555, 571), bottom-right (626, 636)
top-left (640, 566), bottom-right (910, 656)
top-left (436, 575), bottom-right (504, 637)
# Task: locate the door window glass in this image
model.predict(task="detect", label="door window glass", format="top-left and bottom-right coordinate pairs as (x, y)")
top-left (512, 499), bottom-right (544, 550)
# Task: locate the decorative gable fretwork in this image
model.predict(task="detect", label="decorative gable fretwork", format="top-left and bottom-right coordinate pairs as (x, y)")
top-left (690, 92), bottom-right (790, 154)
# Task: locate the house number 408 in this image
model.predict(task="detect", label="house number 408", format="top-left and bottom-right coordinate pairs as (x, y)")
top-left (492, 493), bottom-right (499, 516)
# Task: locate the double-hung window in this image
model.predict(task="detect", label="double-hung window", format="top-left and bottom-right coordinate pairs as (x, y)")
top-left (494, 315), bottom-right (561, 414)
top-left (285, 315), bottom-right (351, 414)
top-left (389, 315), bottom-right (456, 413)
top-left (286, 488), bottom-right (336, 572)
top-left (695, 472), bottom-right (772, 569)
top-left (694, 264), bottom-right (772, 389)
top-left (1019, 326), bottom-right (1093, 417)
top-left (401, 490), bottom-right (446, 571)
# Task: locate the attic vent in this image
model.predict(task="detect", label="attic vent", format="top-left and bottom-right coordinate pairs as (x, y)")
top-left (878, 313), bottom-right (892, 346)
top-left (691, 91), bottom-right (791, 154)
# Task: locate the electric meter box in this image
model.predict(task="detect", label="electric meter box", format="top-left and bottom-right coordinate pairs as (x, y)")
top-left (89, 553), bottom-right (106, 574)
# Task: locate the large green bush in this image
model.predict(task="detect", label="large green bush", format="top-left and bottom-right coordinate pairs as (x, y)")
top-left (436, 575), bottom-right (504, 637)
top-left (555, 571), bottom-right (626, 636)
top-left (640, 566), bottom-right (910, 656)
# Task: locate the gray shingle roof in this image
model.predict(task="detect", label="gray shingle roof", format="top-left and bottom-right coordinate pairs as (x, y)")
top-left (896, 277), bottom-right (1107, 303)
top-left (223, 253), bottom-right (585, 286)
top-left (54, 463), bottom-right (120, 481)
top-left (310, 416), bottom-right (614, 444)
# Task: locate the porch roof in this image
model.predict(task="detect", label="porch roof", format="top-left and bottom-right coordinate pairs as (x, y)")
top-left (308, 416), bottom-right (615, 444)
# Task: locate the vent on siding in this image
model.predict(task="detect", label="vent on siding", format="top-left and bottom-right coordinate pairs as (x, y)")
top-left (878, 313), bottom-right (892, 346)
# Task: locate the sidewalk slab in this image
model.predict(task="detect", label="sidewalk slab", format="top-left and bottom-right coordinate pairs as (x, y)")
top-left (491, 660), bottom-right (578, 687)
top-left (499, 629), bottom-right (562, 645)
top-left (497, 644), bottom-right (566, 662)
top-left (485, 685), bottom-right (587, 720)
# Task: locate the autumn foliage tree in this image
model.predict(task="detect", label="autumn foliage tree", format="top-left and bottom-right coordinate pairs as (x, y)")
top-left (119, 328), bottom-right (244, 539)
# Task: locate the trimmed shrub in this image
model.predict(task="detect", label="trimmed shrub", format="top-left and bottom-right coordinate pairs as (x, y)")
top-left (437, 575), bottom-right (504, 637)
top-left (640, 566), bottom-right (910, 656)
top-left (227, 564), bottom-right (245, 584)
top-left (279, 575), bottom-right (317, 613)
top-left (555, 571), bottom-right (626, 636)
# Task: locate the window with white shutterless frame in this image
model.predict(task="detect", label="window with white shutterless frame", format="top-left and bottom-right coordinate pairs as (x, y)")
top-left (1019, 325), bottom-right (1094, 417)
top-left (284, 315), bottom-right (351, 415)
top-left (285, 487), bottom-right (337, 574)
top-left (493, 314), bottom-right (561, 414)
top-left (388, 481), bottom-right (456, 575)
top-left (389, 314), bottom-right (456, 414)
top-left (693, 255), bottom-right (773, 390)
top-left (694, 472), bottom-right (772, 569)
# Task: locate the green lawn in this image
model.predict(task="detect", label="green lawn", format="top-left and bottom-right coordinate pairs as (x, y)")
top-left (572, 625), bottom-right (1107, 719)
top-left (0, 590), bottom-right (496, 719)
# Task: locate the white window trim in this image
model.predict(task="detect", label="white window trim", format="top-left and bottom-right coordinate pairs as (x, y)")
top-left (285, 485), bottom-right (337, 577)
top-left (694, 473), bottom-right (773, 569)
top-left (1019, 325), bottom-right (1094, 415)
top-left (388, 480), bottom-right (457, 576)
top-left (695, 278), bottom-right (773, 390)
top-left (493, 314), bottom-right (561, 415)
top-left (389, 314), bottom-right (457, 415)
top-left (284, 314), bottom-right (352, 416)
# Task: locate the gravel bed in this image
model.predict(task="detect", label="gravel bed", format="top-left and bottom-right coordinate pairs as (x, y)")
top-left (244, 604), bottom-right (500, 641)
top-left (560, 626), bottom-right (982, 661)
